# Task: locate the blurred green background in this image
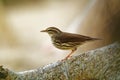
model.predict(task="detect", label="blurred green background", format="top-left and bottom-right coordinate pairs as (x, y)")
top-left (0, 0), bottom-right (90, 71)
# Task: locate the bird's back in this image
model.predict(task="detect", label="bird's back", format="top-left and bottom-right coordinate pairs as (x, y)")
top-left (55, 32), bottom-right (99, 43)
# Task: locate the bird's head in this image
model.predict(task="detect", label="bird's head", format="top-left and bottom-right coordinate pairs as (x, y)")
top-left (41, 27), bottom-right (62, 36)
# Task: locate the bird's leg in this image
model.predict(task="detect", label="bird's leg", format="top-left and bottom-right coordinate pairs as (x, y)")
top-left (62, 48), bottom-right (77, 61)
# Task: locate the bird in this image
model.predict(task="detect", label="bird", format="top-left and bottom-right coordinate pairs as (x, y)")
top-left (41, 27), bottom-right (100, 60)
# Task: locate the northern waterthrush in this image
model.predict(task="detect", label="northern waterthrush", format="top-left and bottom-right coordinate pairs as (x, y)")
top-left (41, 27), bottom-right (100, 60)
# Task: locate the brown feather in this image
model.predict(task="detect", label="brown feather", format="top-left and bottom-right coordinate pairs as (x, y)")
top-left (55, 32), bottom-right (99, 43)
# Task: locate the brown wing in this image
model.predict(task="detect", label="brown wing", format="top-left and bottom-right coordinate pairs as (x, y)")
top-left (56, 32), bottom-right (99, 43)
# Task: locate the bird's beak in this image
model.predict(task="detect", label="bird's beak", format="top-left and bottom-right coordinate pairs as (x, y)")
top-left (40, 30), bottom-right (47, 32)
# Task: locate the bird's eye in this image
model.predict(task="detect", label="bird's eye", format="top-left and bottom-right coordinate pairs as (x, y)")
top-left (47, 30), bottom-right (53, 32)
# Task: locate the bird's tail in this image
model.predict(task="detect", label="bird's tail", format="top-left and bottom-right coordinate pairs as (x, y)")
top-left (91, 38), bottom-right (102, 41)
